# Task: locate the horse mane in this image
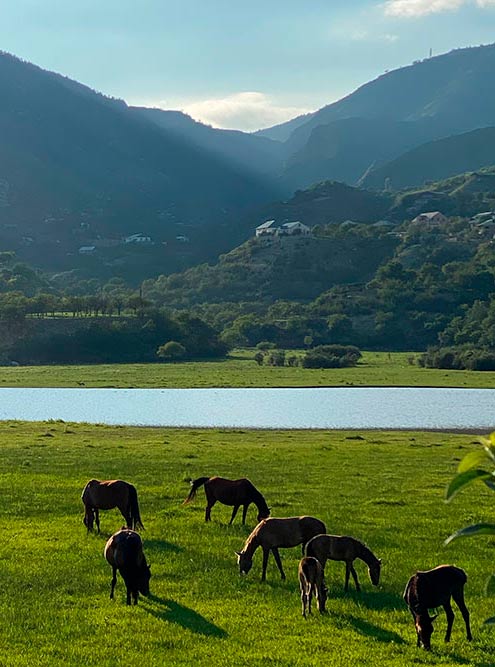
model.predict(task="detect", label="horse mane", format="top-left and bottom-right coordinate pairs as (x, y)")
top-left (250, 486), bottom-right (269, 513)
top-left (242, 519), bottom-right (266, 552)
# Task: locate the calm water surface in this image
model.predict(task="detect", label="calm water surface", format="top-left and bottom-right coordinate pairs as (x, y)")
top-left (1, 387), bottom-right (495, 429)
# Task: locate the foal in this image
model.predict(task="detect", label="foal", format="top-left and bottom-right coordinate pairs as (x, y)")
top-left (236, 516), bottom-right (327, 581)
top-left (183, 476), bottom-right (270, 525)
top-left (298, 556), bottom-right (327, 618)
top-left (403, 565), bottom-right (472, 650)
top-left (305, 534), bottom-right (381, 591)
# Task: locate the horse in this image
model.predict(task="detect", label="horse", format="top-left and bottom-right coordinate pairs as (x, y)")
top-left (305, 534), bottom-right (381, 592)
top-left (104, 528), bottom-right (151, 605)
top-left (235, 516), bottom-right (326, 581)
top-left (298, 556), bottom-right (327, 618)
top-left (183, 476), bottom-right (270, 525)
top-left (81, 479), bottom-right (144, 533)
top-left (403, 565), bottom-right (472, 650)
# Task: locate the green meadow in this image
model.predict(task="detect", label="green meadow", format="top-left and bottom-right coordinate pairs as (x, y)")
top-left (1, 350), bottom-right (495, 388)
top-left (1, 422), bottom-right (494, 666)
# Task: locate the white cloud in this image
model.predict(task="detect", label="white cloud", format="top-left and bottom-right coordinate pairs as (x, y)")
top-left (350, 29), bottom-right (399, 41)
top-left (179, 92), bottom-right (311, 132)
top-left (383, 0), bottom-right (495, 17)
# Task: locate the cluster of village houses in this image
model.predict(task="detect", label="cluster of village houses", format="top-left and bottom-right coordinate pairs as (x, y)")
top-left (77, 209), bottom-right (495, 256)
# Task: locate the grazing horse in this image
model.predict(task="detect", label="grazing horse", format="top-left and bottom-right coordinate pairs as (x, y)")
top-left (403, 565), bottom-right (472, 650)
top-left (104, 528), bottom-right (151, 605)
top-left (305, 534), bottom-right (381, 592)
top-left (183, 476), bottom-right (270, 525)
top-left (235, 516), bottom-right (326, 581)
top-left (82, 479), bottom-right (144, 533)
top-left (298, 556), bottom-right (327, 618)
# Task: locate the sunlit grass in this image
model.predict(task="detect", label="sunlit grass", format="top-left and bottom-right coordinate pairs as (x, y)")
top-left (0, 423), bottom-right (494, 665)
top-left (1, 350), bottom-right (495, 388)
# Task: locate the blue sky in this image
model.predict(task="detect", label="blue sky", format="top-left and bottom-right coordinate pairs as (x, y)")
top-left (0, 0), bottom-right (494, 130)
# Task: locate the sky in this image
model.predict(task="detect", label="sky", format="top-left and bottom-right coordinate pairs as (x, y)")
top-left (0, 0), bottom-right (494, 131)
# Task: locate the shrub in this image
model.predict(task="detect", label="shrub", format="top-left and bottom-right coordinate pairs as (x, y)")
top-left (302, 345), bottom-right (361, 369)
top-left (253, 352), bottom-right (264, 366)
top-left (266, 350), bottom-right (286, 367)
top-left (419, 347), bottom-right (495, 371)
top-left (157, 341), bottom-right (187, 360)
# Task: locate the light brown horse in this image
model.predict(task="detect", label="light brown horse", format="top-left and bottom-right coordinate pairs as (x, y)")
top-left (305, 534), bottom-right (381, 591)
top-left (235, 516), bottom-right (326, 581)
top-left (183, 476), bottom-right (270, 525)
top-left (298, 556), bottom-right (327, 618)
top-left (404, 565), bottom-right (472, 650)
top-left (104, 528), bottom-right (151, 605)
top-left (82, 479), bottom-right (144, 533)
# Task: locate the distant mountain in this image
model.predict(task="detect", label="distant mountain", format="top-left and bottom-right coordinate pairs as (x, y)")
top-left (283, 44), bottom-right (495, 153)
top-left (359, 127), bottom-right (495, 190)
top-left (0, 52), bottom-right (282, 259)
top-left (133, 107), bottom-right (284, 178)
top-left (254, 44), bottom-right (495, 190)
top-left (282, 117), bottom-right (444, 190)
top-left (254, 111), bottom-right (315, 143)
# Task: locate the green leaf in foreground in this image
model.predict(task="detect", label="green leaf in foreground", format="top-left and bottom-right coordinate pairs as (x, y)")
top-left (444, 523), bottom-right (495, 545)
top-left (484, 616), bottom-right (495, 625)
top-left (457, 448), bottom-right (491, 473)
top-left (445, 469), bottom-right (495, 501)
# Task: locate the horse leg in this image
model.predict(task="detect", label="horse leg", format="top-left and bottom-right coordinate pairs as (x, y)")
top-left (272, 547), bottom-right (286, 581)
top-left (308, 583), bottom-right (315, 616)
top-left (110, 566), bottom-right (117, 599)
top-left (301, 588), bottom-right (308, 618)
top-left (261, 547), bottom-right (270, 582)
top-left (453, 590), bottom-right (472, 641)
top-left (350, 563), bottom-right (361, 591)
top-left (344, 563), bottom-right (351, 591)
top-left (241, 504), bottom-right (249, 525)
top-left (95, 509), bottom-right (100, 534)
top-left (443, 601), bottom-right (455, 642)
top-left (205, 499), bottom-right (216, 522)
top-left (229, 505), bottom-right (240, 525)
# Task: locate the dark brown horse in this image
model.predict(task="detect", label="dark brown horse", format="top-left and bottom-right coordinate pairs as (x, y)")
top-left (82, 479), bottom-right (144, 533)
top-left (235, 516), bottom-right (327, 581)
top-left (298, 556), bottom-right (327, 618)
top-left (183, 476), bottom-right (270, 525)
top-left (404, 565), bottom-right (472, 650)
top-left (305, 534), bottom-right (381, 591)
top-left (104, 528), bottom-right (151, 605)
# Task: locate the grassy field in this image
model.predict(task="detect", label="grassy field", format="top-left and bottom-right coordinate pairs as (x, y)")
top-left (1, 422), bottom-right (494, 666)
top-left (2, 350), bottom-right (495, 388)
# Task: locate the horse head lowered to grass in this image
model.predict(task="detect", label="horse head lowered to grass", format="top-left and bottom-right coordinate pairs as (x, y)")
top-left (82, 479), bottom-right (144, 534)
top-left (235, 516), bottom-right (326, 581)
top-left (104, 528), bottom-right (151, 605)
top-left (183, 476), bottom-right (270, 525)
top-left (305, 534), bottom-right (381, 592)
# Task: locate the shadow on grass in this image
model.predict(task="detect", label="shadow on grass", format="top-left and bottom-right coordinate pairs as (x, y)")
top-left (340, 614), bottom-right (405, 644)
top-left (144, 539), bottom-right (183, 554)
top-left (328, 586), bottom-right (404, 611)
top-left (142, 595), bottom-right (227, 638)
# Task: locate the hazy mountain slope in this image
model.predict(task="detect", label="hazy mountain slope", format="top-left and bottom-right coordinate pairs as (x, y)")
top-left (283, 44), bottom-right (495, 154)
top-left (133, 107), bottom-right (285, 177)
top-left (0, 52), bottom-right (281, 238)
top-left (360, 127), bottom-right (495, 190)
top-left (282, 117), bottom-right (445, 189)
top-left (254, 111), bottom-right (315, 142)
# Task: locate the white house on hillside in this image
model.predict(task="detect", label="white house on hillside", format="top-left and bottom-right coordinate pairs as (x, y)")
top-left (411, 211), bottom-right (448, 224)
top-left (125, 233), bottom-right (153, 244)
top-left (255, 220), bottom-right (311, 237)
top-left (280, 221), bottom-right (311, 236)
top-left (255, 220), bottom-right (277, 236)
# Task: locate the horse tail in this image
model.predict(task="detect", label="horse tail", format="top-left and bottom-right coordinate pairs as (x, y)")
top-left (128, 484), bottom-right (144, 531)
top-left (183, 477), bottom-right (210, 504)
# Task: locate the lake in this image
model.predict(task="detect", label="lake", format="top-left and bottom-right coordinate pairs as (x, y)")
top-left (0, 387), bottom-right (495, 429)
